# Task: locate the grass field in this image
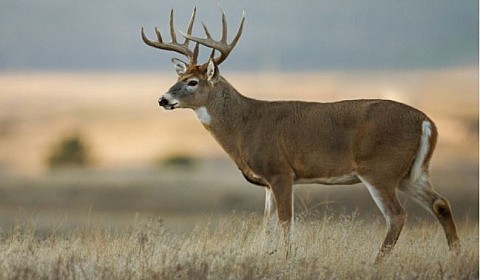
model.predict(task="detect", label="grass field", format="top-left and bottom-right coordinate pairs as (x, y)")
top-left (0, 213), bottom-right (477, 279)
top-left (0, 160), bottom-right (478, 279)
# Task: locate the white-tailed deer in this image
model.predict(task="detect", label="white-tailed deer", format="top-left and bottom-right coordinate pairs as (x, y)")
top-left (142, 8), bottom-right (459, 262)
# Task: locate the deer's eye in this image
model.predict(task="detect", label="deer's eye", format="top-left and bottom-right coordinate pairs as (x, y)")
top-left (188, 80), bottom-right (198, 87)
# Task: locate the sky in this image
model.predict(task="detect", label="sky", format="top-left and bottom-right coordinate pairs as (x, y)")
top-left (0, 0), bottom-right (478, 72)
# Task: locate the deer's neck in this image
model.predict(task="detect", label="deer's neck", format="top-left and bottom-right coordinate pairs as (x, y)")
top-left (196, 77), bottom-right (258, 159)
top-left (202, 78), bottom-right (255, 127)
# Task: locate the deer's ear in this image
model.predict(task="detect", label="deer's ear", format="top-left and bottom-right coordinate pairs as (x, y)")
top-left (171, 58), bottom-right (187, 75)
top-left (207, 59), bottom-right (220, 84)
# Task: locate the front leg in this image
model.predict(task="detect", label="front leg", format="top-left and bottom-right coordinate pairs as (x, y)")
top-left (263, 187), bottom-right (277, 234)
top-left (268, 174), bottom-right (294, 257)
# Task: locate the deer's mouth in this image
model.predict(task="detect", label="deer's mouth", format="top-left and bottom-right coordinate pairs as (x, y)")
top-left (166, 103), bottom-right (178, 110)
top-left (160, 102), bottom-right (178, 110)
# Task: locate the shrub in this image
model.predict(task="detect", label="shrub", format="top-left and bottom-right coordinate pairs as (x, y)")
top-left (47, 133), bottom-right (91, 169)
top-left (157, 153), bottom-right (197, 169)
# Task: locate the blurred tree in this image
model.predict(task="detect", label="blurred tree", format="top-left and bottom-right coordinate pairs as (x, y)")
top-left (47, 133), bottom-right (91, 169)
top-left (157, 153), bottom-right (197, 169)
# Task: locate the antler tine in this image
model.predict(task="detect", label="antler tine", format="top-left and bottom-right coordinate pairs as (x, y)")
top-left (201, 22), bottom-right (213, 39)
top-left (183, 7), bottom-right (196, 45)
top-left (154, 27), bottom-right (163, 42)
top-left (142, 27), bottom-right (169, 51)
top-left (229, 11), bottom-right (245, 51)
top-left (180, 10), bottom-right (245, 65)
top-left (220, 11), bottom-right (228, 43)
top-left (169, 9), bottom-right (177, 43)
top-left (179, 7), bottom-right (199, 63)
top-left (192, 42), bottom-right (199, 65)
top-left (141, 9), bottom-right (200, 63)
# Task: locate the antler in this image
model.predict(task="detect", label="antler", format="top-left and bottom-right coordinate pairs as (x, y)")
top-left (179, 10), bottom-right (245, 65)
top-left (141, 8), bottom-right (199, 64)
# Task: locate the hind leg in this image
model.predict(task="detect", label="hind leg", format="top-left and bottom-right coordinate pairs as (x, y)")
top-left (358, 176), bottom-right (407, 263)
top-left (401, 172), bottom-right (459, 250)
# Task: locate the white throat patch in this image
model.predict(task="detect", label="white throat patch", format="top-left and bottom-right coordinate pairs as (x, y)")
top-left (194, 106), bottom-right (211, 125)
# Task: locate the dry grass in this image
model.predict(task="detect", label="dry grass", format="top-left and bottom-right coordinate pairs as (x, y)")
top-left (0, 213), bottom-right (477, 279)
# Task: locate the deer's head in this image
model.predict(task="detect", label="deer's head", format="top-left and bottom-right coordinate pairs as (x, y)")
top-left (141, 8), bottom-right (244, 110)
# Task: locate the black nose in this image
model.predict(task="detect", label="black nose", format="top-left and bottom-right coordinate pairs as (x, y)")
top-left (158, 97), bottom-right (169, 107)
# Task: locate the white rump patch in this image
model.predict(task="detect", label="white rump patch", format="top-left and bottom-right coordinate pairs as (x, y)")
top-left (410, 120), bottom-right (431, 183)
top-left (194, 106), bottom-right (211, 125)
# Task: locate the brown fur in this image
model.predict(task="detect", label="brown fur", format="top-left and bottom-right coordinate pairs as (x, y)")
top-left (197, 76), bottom-right (426, 185)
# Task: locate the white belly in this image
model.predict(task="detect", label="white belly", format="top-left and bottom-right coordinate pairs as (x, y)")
top-left (294, 172), bottom-right (360, 185)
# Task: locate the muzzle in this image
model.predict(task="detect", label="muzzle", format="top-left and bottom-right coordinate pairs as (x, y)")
top-left (158, 95), bottom-right (179, 110)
